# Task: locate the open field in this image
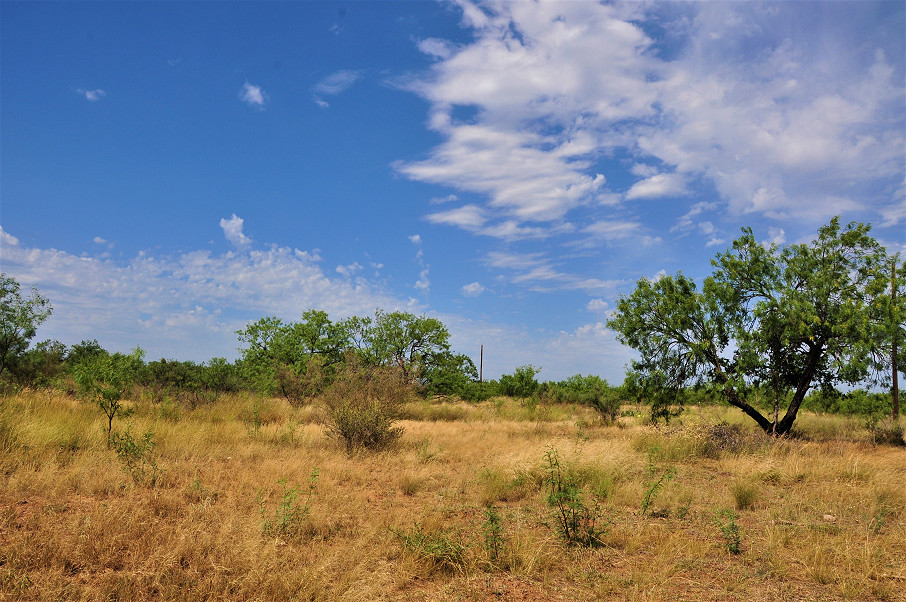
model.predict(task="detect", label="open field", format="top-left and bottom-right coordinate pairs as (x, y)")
top-left (1, 389), bottom-right (904, 601)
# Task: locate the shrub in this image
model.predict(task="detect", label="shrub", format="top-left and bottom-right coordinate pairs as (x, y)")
top-left (110, 427), bottom-right (161, 487)
top-left (498, 365), bottom-right (541, 399)
top-left (322, 357), bottom-right (411, 453)
top-left (714, 508), bottom-right (742, 554)
top-left (258, 471), bottom-right (319, 539)
top-left (543, 448), bottom-right (608, 547)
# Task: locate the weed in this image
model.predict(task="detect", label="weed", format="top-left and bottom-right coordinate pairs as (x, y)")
top-left (543, 448), bottom-right (608, 547)
top-left (714, 508), bottom-right (742, 554)
top-left (185, 477), bottom-right (219, 505)
top-left (245, 398), bottom-right (262, 437)
top-left (641, 454), bottom-right (677, 516)
top-left (393, 523), bottom-right (466, 574)
top-left (110, 427), bottom-right (161, 487)
top-left (258, 470), bottom-right (319, 539)
top-left (482, 504), bottom-right (504, 565)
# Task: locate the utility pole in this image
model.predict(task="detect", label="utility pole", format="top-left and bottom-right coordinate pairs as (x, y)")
top-left (479, 344), bottom-right (484, 383)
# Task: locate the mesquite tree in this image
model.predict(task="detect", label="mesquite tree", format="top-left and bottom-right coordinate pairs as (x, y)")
top-left (608, 218), bottom-right (893, 436)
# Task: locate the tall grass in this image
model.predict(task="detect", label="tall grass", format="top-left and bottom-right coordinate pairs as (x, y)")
top-left (1, 389), bottom-right (904, 601)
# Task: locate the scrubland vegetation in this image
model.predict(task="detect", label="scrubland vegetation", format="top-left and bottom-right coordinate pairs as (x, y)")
top-left (2, 385), bottom-right (904, 601)
top-left (1, 215), bottom-right (904, 600)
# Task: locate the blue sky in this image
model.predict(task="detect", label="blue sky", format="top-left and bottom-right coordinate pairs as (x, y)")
top-left (1, 1), bottom-right (904, 382)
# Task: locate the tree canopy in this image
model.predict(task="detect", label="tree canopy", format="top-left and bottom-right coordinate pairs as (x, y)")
top-left (607, 218), bottom-right (900, 436)
top-left (0, 274), bottom-right (52, 378)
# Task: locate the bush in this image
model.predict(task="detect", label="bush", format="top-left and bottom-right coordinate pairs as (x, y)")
top-left (110, 428), bottom-right (161, 487)
top-left (498, 365), bottom-right (541, 399)
top-left (542, 375), bottom-right (620, 423)
top-left (543, 448), bottom-right (608, 547)
top-left (322, 357), bottom-right (411, 452)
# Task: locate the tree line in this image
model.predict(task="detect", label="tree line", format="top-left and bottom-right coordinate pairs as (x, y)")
top-left (1, 217), bottom-right (903, 441)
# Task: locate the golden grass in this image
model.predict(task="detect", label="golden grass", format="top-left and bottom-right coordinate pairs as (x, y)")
top-left (1, 389), bottom-right (904, 601)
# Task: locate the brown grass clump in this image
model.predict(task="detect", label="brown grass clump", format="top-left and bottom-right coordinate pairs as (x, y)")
top-left (1, 388), bottom-right (904, 601)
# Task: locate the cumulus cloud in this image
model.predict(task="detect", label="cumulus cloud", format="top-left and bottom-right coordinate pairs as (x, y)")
top-left (77, 88), bottom-right (106, 102)
top-left (219, 214), bottom-right (252, 248)
top-left (586, 298), bottom-right (609, 312)
top-left (461, 282), bottom-right (485, 297)
top-left (397, 0), bottom-right (903, 244)
top-left (0, 225), bottom-right (410, 362)
top-left (239, 82), bottom-right (268, 109)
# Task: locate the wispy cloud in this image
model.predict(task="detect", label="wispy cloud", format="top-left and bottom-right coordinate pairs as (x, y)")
top-left (409, 234), bottom-right (430, 294)
top-left (76, 88), bottom-right (106, 102)
top-left (312, 70), bottom-right (363, 108)
top-left (239, 82), bottom-right (268, 109)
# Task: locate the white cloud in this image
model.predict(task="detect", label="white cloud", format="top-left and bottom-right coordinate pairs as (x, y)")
top-left (625, 173), bottom-right (688, 201)
top-left (93, 236), bottom-right (107, 245)
top-left (425, 204), bottom-right (487, 230)
top-left (461, 282), bottom-right (485, 297)
top-left (0, 226), bottom-right (19, 247)
top-left (764, 227), bottom-right (786, 247)
top-left (239, 82), bottom-right (268, 109)
top-left (0, 225), bottom-right (411, 362)
top-left (219, 214), bottom-right (252, 248)
top-left (408, 234), bottom-right (422, 245)
top-left (417, 38), bottom-right (455, 60)
top-left (77, 88), bottom-right (106, 102)
top-left (583, 219), bottom-right (642, 241)
top-left (397, 1), bottom-right (902, 243)
top-left (586, 298), bottom-right (608, 312)
top-left (312, 70), bottom-right (363, 107)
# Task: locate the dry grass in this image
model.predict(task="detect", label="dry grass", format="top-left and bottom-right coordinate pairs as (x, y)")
top-left (1, 389), bottom-right (905, 601)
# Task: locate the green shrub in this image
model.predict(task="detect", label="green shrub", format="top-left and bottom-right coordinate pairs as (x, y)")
top-left (482, 505), bottom-right (504, 566)
top-left (498, 365), bottom-right (541, 399)
top-left (110, 427), bottom-right (161, 487)
top-left (322, 358), bottom-right (411, 453)
top-left (543, 448), bottom-right (608, 547)
top-left (258, 471), bottom-right (318, 539)
top-left (714, 508), bottom-right (742, 554)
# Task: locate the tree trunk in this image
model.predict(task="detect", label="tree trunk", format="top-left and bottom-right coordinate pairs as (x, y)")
top-left (893, 258), bottom-right (899, 420)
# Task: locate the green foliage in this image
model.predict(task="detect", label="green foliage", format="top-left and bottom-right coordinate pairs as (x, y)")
top-left (609, 218), bottom-right (894, 436)
top-left (143, 357), bottom-right (241, 408)
top-left (8, 339), bottom-right (67, 388)
top-left (110, 427), bottom-right (161, 486)
top-left (237, 309), bottom-right (470, 402)
top-left (641, 455), bottom-right (677, 516)
top-left (73, 347), bottom-right (145, 445)
top-left (543, 448), bottom-right (608, 547)
top-left (482, 505), bottom-right (504, 564)
top-left (499, 364), bottom-right (541, 399)
top-left (0, 274), bottom-right (52, 381)
top-left (257, 471), bottom-right (319, 539)
top-left (322, 357), bottom-right (410, 453)
top-left (714, 508), bottom-right (742, 554)
top-left (421, 352), bottom-right (478, 398)
top-left (393, 524), bottom-right (466, 573)
top-left (542, 374), bottom-right (621, 422)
